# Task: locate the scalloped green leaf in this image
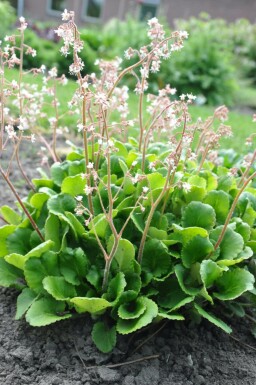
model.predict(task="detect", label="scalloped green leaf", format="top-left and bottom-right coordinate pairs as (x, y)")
top-left (204, 190), bottom-right (230, 223)
top-left (173, 225), bottom-right (208, 245)
top-left (15, 288), bottom-right (37, 320)
top-left (26, 297), bottom-right (71, 326)
top-left (119, 272), bottom-right (142, 303)
top-left (181, 236), bottom-right (214, 268)
top-left (210, 226), bottom-right (244, 260)
top-left (217, 247), bottom-right (253, 267)
top-left (214, 268), bottom-right (255, 300)
top-left (147, 172), bottom-right (166, 190)
top-left (142, 239), bottom-right (172, 278)
top-left (92, 322), bottom-right (116, 353)
top-left (157, 276), bottom-right (194, 311)
top-left (24, 258), bottom-right (48, 293)
top-left (107, 236), bottom-right (136, 273)
top-left (5, 253), bottom-right (27, 270)
top-left (234, 220), bottom-right (251, 243)
top-left (88, 214), bottom-right (110, 238)
top-left (64, 212), bottom-right (85, 237)
top-left (61, 175), bottom-right (86, 197)
top-left (70, 297), bottom-right (112, 314)
top-left (0, 225), bottom-right (16, 257)
top-left (194, 303), bottom-right (232, 333)
top-left (25, 240), bottom-right (55, 259)
top-left (0, 206), bottom-right (21, 225)
top-left (50, 162), bottom-right (68, 186)
top-left (184, 186), bottom-right (207, 203)
top-left (6, 228), bottom-right (32, 255)
top-left (181, 202), bottom-right (216, 231)
top-left (47, 193), bottom-right (76, 216)
top-left (200, 170), bottom-right (218, 191)
top-left (148, 227), bottom-right (167, 240)
top-left (68, 159), bottom-right (85, 176)
top-left (118, 158), bottom-right (128, 175)
top-left (175, 264), bottom-right (201, 296)
top-left (0, 258), bottom-right (24, 288)
top-left (200, 260), bottom-right (223, 288)
top-left (118, 297), bottom-right (146, 320)
top-left (30, 193), bottom-right (49, 210)
top-left (188, 175), bottom-right (207, 188)
top-left (45, 214), bottom-right (61, 251)
top-left (115, 140), bottom-right (129, 157)
top-left (103, 272), bottom-right (127, 304)
top-left (131, 212), bottom-right (145, 233)
top-left (59, 247), bottom-right (88, 286)
top-left (157, 311), bottom-right (185, 321)
top-left (32, 178), bottom-right (54, 189)
top-left (43, 276), bottom-right (77, 300)
top-left (116, 297), bottom-right (158, 335)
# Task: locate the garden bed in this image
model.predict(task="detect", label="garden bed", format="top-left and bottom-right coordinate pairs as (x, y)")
top-left (0, 142), bottom-right (256, 385)
top-left (1, 285), bottom-right (256, 385)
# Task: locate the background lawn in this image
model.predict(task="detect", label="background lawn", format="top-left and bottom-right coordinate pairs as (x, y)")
top-left (5, 68), bottom-right (255, 153)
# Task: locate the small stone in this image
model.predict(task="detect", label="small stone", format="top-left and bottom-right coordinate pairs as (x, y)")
top-left (123, 375), bottom-right (136, 385)
top-left (186, 354), bottom-right (194, 367)
top-left (51, 377), bottom-right (62, 385)
top-left (97, 367), bottom-right (121, 383)
top-left (194, 374), bottom-right (205, 385)
top-left (11, 346), bottom-right (33, 363)
top-left (135, 367), bottom-right (160, 385)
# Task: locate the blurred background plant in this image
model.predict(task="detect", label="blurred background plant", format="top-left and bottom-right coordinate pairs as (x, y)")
top-left (2, 1), bottom-right (256, 143)
top-left (0, 0), bottom-right (16, 37)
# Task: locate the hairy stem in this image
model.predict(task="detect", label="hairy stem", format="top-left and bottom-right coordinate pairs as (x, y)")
top-left (0, 166), bottom-right (44, 241)
top-left (0, 54), bottom-right (4, 152)
top-left (138, 166), bottom-right (172, 264)
top-left (15, 142), bottom-right (36, 192)
top-left (52, 80), bottom-right (61, 162)
top-left (213, 170), bottom-right (256, 251)
top-left (238, 150), bottom-right (256, 188)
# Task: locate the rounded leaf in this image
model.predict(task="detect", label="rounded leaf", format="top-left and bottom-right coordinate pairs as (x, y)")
top-left (47, 193), bottom-right (76, 215)
top-left (43, 276), bottom-right (77, 300)
top-left (210, 226), bottom-right (244, 260)
top-left (118, 297), bottom-right (146, 320)
top-left (182, 202), bottom-right (216, 231)
top-left (70, 297), bottom-right (112, 314)
top-left (181, 236), bottom-right (214, 268)
top-left (116, 297), bottom-right (158, 335)
top-left (61, 175), bottom-right (86, 197)
top-left (92, 322), bottom-right (116, 353)
top-left (214, 268), bottom-right (255, 301)
top-left (142, 239), bottom-right (172, 278)
top-left (26, 297), bottom-right (71, 326)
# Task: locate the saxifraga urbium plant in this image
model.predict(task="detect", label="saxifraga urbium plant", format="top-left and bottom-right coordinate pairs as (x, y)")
top-left (0, 12), bottom-right (256, 353)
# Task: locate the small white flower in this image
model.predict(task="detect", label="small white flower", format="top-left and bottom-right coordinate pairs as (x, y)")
top-left (131, 160), bottom-right (138, 167)
top-left (77, 123), bottom-right (84, 132)
top-left (84, 185), bottom-right (93, 196)
top-left (87, 162), bottom-right (94, 169)
top-left (142, 186), bottom-right (149, 194)
top-left (183, 182), bottom-right (191, 192)
top-left (76, 195), bottom-right (83, 201)
top-left (179, 30), bottom-right (189, 39)
top-left (49, 67), bottom-right (58, 78)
